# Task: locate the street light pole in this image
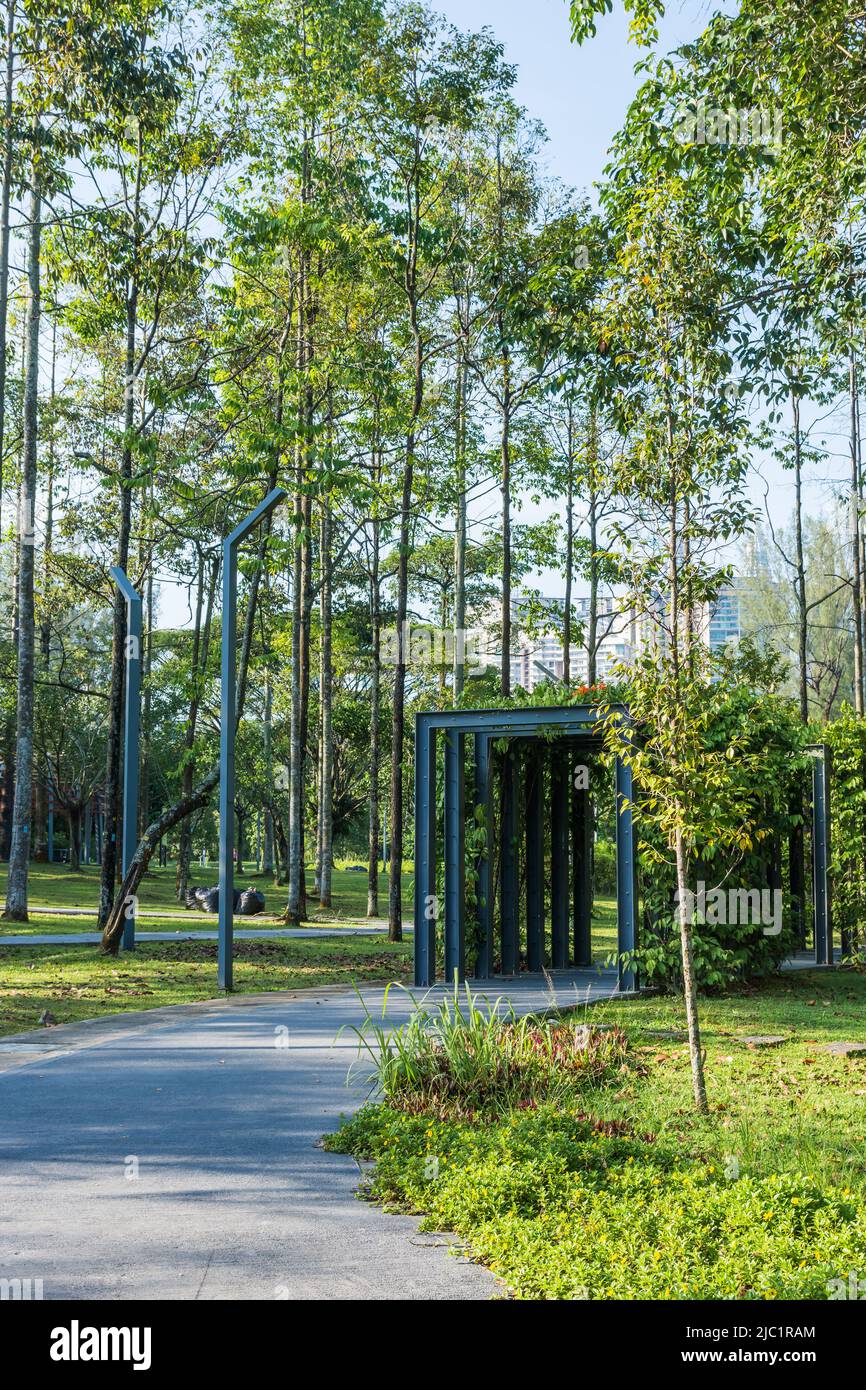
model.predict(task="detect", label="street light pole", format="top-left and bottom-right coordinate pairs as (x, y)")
top-left (219, 488), bottom-right (288, 990)
top-left (109, 566), bottom-right (141, 952)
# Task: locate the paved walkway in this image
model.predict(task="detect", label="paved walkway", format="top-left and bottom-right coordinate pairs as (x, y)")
top-left (0, 926), bottom-right (404, 945)
top-left (0, 969), bottom-right (617, 1301)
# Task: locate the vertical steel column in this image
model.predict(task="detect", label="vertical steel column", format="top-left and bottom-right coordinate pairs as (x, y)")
top-left (571, 757), bottom-right (592, 967)
top-left (550, 748), bottom-right (569, 968)
top-left (110, 566), bottom-right (142, 952)
top-left (525, 747), bottom-right (544, 972)
top-left (615, 754), bottom-right (637, 991)
top-left (413, 719), bottom-right (437, 987)
top-left (811, 744), bottom-right (832, 965)
top-left (47, 778), bottom-right (54, 863)
top-left (219, 488), bottom-right (287, 991)
top-left (473, 732), bottom-right (493, 978)
top-left (500, 747), bottom-right (519, 974)
top-left (444, 730), bottom-right (466, 984)
top-left (788, 787), bottom-right (806, 948)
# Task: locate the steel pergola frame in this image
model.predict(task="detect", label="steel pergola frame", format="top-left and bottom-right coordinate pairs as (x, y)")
top-left (413, 711), bottom-right (834, 992)
top-left (413, 705), bottom-right (638, 992)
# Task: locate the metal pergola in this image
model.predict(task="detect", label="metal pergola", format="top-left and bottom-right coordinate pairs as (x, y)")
top-left (413, 711), bottom-right (834, 994)
top-left (413, 705), bottom-right (638, 992)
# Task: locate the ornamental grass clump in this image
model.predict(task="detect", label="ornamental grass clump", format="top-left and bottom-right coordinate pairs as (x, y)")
top-left (347, 985), bottom-right (630, 1118)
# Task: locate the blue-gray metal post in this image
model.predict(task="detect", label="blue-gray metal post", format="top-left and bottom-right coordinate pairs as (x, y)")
top-left (810, 744), bottom-right (832, 965)
top-left (473, 733), bottom-right (493, 978)
top-left (550, 749), bottom-right (569, 969)
top-left (413, 717), bottom-right (437, 987)
top-left (47, 778), bottom-right (54, 863)
top-left (219, 488), bottom-right (287, 991)
top-left (615, 754), bottom-right (637, 991)
top-left (525, 748), bottom-right (544, 971)
top-left (500, 749), bottom-right (519, 974)
top-left (571, 755), bottom-right (593, 967)
top-left (444, 730), bottom-right (466, 984)
top-left (110, 566), bottom-right (142, 952)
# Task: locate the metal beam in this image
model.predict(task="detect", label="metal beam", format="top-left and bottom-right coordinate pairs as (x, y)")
top-left (444, 730), bottom-right (466, 984)
top-left (550, 748), bottom-right (569, 968)
top-left (615, 754), bottom-right (637, 991)
top-left (417, 705), bottom-right (625, 738)
top-left (525, 747), bottom-right (544, 972)
top-left (473, 733), bottom-right (493, 978)
top-left (413, 721), bottom-right (437, 987)
top-left (219, 488), bottom-right (287, 991)
top-left (110, 566), bottom-right (142, 952)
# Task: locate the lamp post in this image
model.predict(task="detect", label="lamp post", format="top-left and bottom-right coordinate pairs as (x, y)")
top-left (219, 488), bottom-right (288, 990)
top-left (109, 566), bottom-right (141, 952)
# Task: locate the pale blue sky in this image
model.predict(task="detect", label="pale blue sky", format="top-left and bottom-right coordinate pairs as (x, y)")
top-left (434, 0), bottom-right (717, 198)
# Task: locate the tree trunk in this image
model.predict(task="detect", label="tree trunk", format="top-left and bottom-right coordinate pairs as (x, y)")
top-left (792, 391), bottom-right (808, 722)
top-left (563, 400), bottom-right (574, 684)
top-left (98, 133), bottom-right (142, 930)
top-left (175, 551), bottom-right (216, 899)
top-left (3, 134), bottom-right (41, 922)
top-left (67, 804), bottom-right (82, 872)
top-left (666, 381), bottom-right (708, 1114)
top-left (388, 330), bottom-right (422, 941)
top-left (500, 345), bottom-right (512, 696)
top-left (319, 497), bottom-right (333, 907)
top-left (851, 354), bottom-right (864, 713)
top-left (587, 413), bottom-right (599, 686)
top-left (0, 0), bottom-right (15, 541)
top-left (102, 764), bottom-right (221, 951)
top-left (453, 312), bottom-right (468, 698)
top-left (675, 823), bottom-right (708, 1113)
top-left (367, 451), bottom-right (381, 918)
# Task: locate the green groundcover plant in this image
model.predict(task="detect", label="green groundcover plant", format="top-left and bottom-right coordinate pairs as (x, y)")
top-left (328, 1103), bottom-right (866, 1299)
top-left (327, 987), bottom-right (866, 1299)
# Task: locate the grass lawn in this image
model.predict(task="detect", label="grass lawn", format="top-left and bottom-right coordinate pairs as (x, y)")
top-left (0, 937), bottom-right (413, 1037)
top-left (327, 968), bottom-right (866, 1300)
top-left (0, 861), bottom-right (415, 933)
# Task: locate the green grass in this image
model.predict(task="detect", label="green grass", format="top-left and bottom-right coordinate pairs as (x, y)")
top-left (0, 863), bottom-right (617, 965)
top-left (0, 862), bottom-right (415, 933)
top-left (0, 937), bottom-right (412, 1036)
top-left (327, 969), bottom-right (866, 1300)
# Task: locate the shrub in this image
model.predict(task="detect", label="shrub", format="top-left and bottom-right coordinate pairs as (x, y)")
top-left (346, 986), bottom-right (631, 1118)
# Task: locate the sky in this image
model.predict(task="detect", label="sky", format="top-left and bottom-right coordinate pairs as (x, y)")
top-left (434, 0), bottom-right (714, 197)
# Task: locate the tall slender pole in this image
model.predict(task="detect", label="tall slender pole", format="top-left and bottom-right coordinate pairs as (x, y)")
top-left (110, 566), bottom-right (141, 951)
top-left (218, 488), bottom-right (287, 991)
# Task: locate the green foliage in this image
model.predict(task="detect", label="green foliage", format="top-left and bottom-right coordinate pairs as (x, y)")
top-left (346, 985), bottom-right (630, 1118)
top-left (328, 1099), bottom-right (866, 1299)
top-left (603, 646), bottom-right (809, 989)
top-left (568, 0), bottom-right (665, 46)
